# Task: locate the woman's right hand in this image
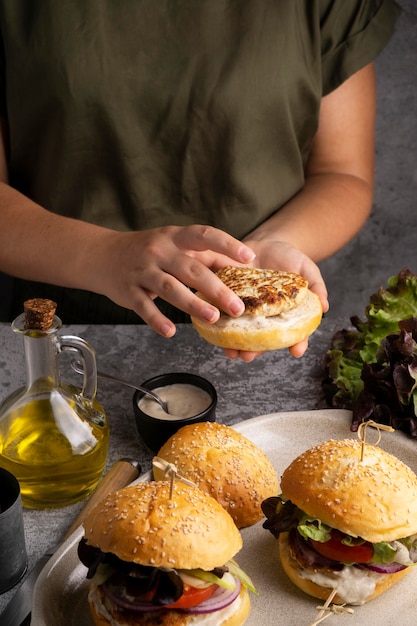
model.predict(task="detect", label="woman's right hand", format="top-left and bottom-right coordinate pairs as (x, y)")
top-left (0, 178), bottom-right (254, 338)
top-left (88, 224), bottom-right (255, 338)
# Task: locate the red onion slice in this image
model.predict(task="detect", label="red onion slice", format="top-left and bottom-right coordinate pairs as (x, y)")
top-left (363, 562), bottom-right (408, 574)
top-left (102, 578), bottom-right (241, 614)
top-left (183, 579), bottom-right (241, 614)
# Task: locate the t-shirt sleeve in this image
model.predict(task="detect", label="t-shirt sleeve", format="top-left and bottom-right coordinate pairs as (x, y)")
top-left (320, 0), bottom-right (402, 95)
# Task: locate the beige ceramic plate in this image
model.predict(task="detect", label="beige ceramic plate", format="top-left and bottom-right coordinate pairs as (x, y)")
top-left (31, 409), bottom-right (417, 625)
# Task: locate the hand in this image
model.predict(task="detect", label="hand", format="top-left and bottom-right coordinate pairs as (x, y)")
top-left (89, 224), bottom-right (255, 337)
top-left (222, 240), bottom-right (329, 362)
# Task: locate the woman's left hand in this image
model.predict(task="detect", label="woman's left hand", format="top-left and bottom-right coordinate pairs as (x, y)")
top-left (222, 240), bottom-right (329, 362)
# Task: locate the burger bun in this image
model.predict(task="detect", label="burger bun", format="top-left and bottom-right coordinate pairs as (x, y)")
top-left (154, 422), bottom-right (279, 528)
top-left (191, 288), bottom-right (322, 352)
top-left (278, 532), bottom-right (411, 605)
top-left (273, 439), bottom-right (417, 605)
top-left (83, 481), bottom-right (250, 625)
top-left (280, 438), bottom-right (417, 543)
top-left (83, 480), bottom-right (242, 570)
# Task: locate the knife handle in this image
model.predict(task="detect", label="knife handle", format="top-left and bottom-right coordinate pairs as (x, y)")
top-left (62, 458), bottom-right (141, 542)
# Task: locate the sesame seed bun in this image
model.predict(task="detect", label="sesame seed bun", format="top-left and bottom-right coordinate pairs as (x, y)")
top-left (278, 532), bottom-right (412, 605)
top-left (191, 287), bottom-right (322, 352)
top-left (82, 480), bottom-right (242, 570)
top-left (83, 481), bottom-right (251, 624)
top-left (154, 422), bottom-right (279, 528)
top-left (271, 439), bottom-right (417, 605)
top-left (280, 439), bottom-right (417, 543)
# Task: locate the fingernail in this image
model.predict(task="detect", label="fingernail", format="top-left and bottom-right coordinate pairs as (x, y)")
top-left (161, 323), bottom-right (175, 337)
top-left (203, 307), bottom-right (219, 323)
top-left (239, 246), bottom-right (256, 263)
top-left (229, 298), bottom-right (245, 316)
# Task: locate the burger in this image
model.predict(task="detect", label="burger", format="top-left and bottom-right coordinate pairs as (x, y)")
top-left (153, 421), bottom-right (279, 529)
top-left (78, 480), bottom-right (255, 625)
top-left (261, 439), bottom-right (417, 606)
top-left (190, 266), bottom-right (322, 352)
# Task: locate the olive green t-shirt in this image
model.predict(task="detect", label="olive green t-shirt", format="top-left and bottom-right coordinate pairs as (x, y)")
top-left (0, 0), bottom-right (401, 322)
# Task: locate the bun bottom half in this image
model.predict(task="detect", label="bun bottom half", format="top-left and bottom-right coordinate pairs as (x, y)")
top-left (88, 581), bottom-right (250, 626)
top-left (191, 289), bottom-right (322, 351)
top-left (278, 533), bottom-right (411, 606)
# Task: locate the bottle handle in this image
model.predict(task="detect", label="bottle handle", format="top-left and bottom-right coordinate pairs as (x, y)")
top-left (59, 335), bottom-right (98, 401)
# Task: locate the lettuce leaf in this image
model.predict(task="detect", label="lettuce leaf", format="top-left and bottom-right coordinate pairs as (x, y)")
top-left (261, 496), bottom-right (415, 565)
top-left (297, 519), bottom-right (332, 543)
top-left (359, 270), bottom-right (417, 363)
top-left (262, 496), bottom-right (333, 543)
top-left (372, 542), bottom-right (397, 564)
top-left (261, 496), bottom-right (299, 538)
top-left (323, 269), bottom-right (417, 437)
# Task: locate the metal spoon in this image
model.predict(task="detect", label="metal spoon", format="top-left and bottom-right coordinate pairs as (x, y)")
top-left (71, 360), bottom-right (170, 414)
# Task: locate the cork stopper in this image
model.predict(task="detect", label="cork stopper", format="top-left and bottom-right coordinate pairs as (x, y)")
top-left (24, 298), bottom-right (57, 331)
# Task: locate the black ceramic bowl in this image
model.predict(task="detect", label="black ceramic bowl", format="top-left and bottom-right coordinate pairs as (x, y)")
top-left (133, 372), bottom-right (217, 453)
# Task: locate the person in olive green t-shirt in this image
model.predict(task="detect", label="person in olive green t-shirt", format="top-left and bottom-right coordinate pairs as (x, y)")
top-left (0, 1), bottom-right (401, 360)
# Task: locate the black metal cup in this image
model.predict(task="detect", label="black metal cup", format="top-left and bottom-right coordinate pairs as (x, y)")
top-left (133, 372), bottom-right (217, 453)
top-left (0, 468), bottom-right (28, 593)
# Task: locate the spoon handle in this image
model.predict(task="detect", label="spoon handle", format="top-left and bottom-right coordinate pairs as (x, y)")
top-left (70, 360), bottom-right (169, 413)
top-left (96, 370), bottom-right (169, 412)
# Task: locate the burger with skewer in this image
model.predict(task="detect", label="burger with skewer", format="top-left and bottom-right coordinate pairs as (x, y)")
top-left (78, 480), bottom-right (255, 625)
top-left (262, 433), bottom-right (417, 606)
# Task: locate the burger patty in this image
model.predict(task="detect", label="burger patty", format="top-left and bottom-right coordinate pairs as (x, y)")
top-left (215, 267), bottom-right (308, 316)
top-left (91, 585), bottom-right (189, 625)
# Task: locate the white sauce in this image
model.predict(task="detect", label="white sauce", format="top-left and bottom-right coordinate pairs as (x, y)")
top-left (139, 384), bottom-right (212, 421)
top-left (216, 314), bottom-right (271, 329)
top-left (391, 540), bottom-right (412, 565)
top-left (215, 305), bottom-right (304, 330)
top-left (299, 564), bottom-right (384, 605)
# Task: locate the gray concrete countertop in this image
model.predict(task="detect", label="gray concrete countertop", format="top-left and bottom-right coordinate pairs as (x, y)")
top-left (0, 318), bottom-right (348, 617)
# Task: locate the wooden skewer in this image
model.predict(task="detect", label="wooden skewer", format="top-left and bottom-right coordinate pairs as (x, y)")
top-left (357, 420), bottom-right (395, 461)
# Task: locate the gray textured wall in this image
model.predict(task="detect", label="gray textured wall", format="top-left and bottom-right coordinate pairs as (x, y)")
top-left (320, 0), bottom-right (417, 318)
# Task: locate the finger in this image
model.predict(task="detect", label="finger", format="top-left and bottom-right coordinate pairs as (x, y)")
top-left (223, 348), bottom-right (264, 362)
top-left (155, 257), bottom-right (246, 319)
top-left (186, 249), bottom-right (253, 272)
top-left (129, 288), bottom-right (178, 338)
top-left (131, 267), bottom-right (219, 322)
top-left (175, 225), bottom-right (255, 264)
top-left (288, 339), bottom-right (308, 358)
top-left (223, 348), bottom-right (240, 360)
top-left (307, 280), bottom-right (329, 313)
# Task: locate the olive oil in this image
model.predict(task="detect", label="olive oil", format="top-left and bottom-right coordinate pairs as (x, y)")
top-left (0, 300), bottom-right (110, 508)
top-left (0, 394), bottom-right (109, 508)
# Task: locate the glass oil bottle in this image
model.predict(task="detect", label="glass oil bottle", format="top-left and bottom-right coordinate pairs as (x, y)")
top-left (0, 299), bottom-right (110, 508)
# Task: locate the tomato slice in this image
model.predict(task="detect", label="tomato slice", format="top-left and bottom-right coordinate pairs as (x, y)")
top-left (165, 583), bottom-right (217, 609)
top-left (310, 529), bottom-right (374, 563)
